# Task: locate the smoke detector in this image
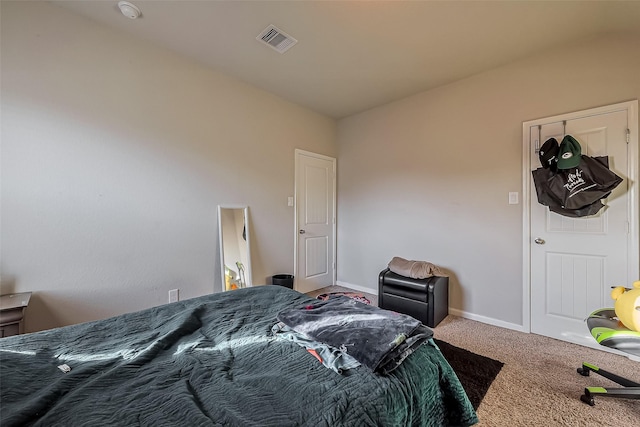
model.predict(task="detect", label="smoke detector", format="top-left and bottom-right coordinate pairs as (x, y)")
top-left (256, 25), bottom-right (298, 53)
top-left (118, 1), bottom-right (141, 19)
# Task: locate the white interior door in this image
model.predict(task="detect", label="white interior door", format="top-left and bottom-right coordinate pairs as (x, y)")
top-left (295, 150), bottom-right (336, 294)
top-left (527, 103), bottom-right (638, 349)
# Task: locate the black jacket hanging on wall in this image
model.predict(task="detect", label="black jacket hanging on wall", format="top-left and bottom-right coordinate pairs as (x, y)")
top-left (532, 136), bottom-right (623, 217)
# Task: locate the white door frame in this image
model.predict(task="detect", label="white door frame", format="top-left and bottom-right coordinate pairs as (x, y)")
top-left (293, 149), bottom-right (337, 291)
top-left (521, 100), bottom-right (639, 333)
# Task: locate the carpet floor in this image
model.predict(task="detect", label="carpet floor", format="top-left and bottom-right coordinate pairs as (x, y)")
top-left (434, 315), bottom-right (639, 426)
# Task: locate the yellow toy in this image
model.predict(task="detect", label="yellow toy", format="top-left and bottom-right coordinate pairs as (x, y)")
top-left (610, 280), bottom-right (640, 332)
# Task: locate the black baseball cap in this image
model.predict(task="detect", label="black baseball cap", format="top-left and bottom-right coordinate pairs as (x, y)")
top-left (539, 137), bottom-right (559, 169)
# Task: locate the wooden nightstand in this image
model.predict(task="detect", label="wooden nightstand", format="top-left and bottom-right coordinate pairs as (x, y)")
top-left (0, 292), bottom-right (32, 338)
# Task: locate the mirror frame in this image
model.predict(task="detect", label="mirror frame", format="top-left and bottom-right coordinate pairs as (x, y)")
top-left (218, 205), bottom-right (253, 291)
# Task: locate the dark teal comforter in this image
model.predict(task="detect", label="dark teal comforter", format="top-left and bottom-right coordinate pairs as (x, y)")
top-left (0, 286), bottom-right (477, 426)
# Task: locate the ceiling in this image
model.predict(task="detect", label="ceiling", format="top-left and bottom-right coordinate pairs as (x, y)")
top-left (51, 1), bottom-right (640, 119)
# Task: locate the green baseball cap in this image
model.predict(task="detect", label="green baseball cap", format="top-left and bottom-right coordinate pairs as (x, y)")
top-left (557, 135), bottom-right (582, 169)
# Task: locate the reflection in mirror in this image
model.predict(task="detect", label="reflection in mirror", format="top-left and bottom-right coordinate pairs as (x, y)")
top-left (218, 206), bottom-right (252, 291)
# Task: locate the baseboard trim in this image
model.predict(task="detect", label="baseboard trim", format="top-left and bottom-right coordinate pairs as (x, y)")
top-left (448, 308), bottom-right (526, 332)
top-left (335, 280), bottom-right (379, 296)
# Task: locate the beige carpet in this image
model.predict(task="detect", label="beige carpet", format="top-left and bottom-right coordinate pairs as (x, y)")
top-left (435, 316), bottom-right (639, 426)
top-left (308, 286), bottom-right (639, 425)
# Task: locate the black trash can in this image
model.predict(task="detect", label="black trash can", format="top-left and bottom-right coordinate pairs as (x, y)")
top-left (272, 274), bottom-right (294, 288)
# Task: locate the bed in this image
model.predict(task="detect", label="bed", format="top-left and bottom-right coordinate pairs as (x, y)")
top-left (0, 285), bottom-right (477, 426)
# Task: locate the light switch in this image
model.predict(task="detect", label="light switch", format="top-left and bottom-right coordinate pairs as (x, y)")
top-left (288, 196), bottom-right (294, 207)
top-left (508, 192), bottom-right (519, 205)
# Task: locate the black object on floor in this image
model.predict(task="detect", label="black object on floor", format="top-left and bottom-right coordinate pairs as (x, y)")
top-left (378, 268), bottom-right (449, 328)
top-left (433, 338), bottom-right (504, 410)
top-left (272, 274), bottom-right (294, 288)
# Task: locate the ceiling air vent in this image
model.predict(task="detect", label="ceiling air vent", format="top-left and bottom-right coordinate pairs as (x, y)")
top-left (257, 25), bottom-right (298, 54)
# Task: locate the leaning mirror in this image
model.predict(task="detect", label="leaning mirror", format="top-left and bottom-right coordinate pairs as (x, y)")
top-left (218, 206), bottom-right (252, 291)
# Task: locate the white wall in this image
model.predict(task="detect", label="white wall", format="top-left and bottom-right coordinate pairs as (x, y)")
top-left (337, 32), bottom-right (640, 328)
top-left (0, 1), bottom-right (336, 332)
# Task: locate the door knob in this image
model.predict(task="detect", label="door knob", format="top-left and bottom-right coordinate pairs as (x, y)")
top-left (299, 229), bottom-right (306, 234)
top-left (534, 238), bottom-right (545, 244)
